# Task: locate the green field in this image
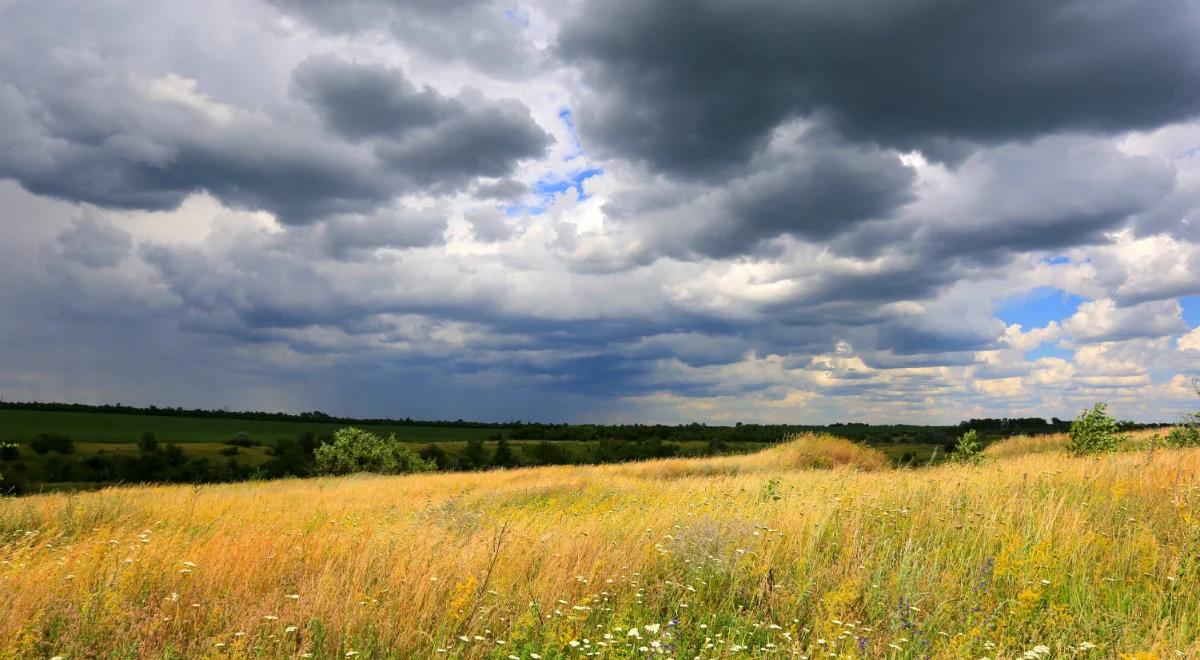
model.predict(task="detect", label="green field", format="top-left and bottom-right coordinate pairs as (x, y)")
top-left (0, 409), bottom-right (948, 491)
top-left (0, 409), bottom-right (495, 444)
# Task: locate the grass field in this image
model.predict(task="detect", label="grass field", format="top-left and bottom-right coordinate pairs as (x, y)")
top-left (1, 431), bottom-right (1196, 658)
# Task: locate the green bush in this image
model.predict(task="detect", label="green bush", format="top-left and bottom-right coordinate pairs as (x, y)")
top-left (314, 427), bottom-right (435, 476)
top-left (1162, 425), bottom-right (1200, 448)
top-left (30, 433), bottom-right (74, 455)
top-left (951, 429), bottom-right (983, 463)
top-left (1067, 402), bottom-right (1124, 455)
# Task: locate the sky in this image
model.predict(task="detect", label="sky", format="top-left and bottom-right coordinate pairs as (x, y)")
top-left (2, 0), bottom-right (1200, 424)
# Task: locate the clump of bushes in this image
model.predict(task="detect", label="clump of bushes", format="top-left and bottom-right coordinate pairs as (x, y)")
top-left (1067, 402), bottom-right (1124, 455)
top-left (0, 442), bottom-right (19, 461)
top-left (30, 433), bottom-right (74, 455)
top-left (1162, 425), bottom-right (1200, 448)
top-left (951, 429), bottom-right (984, 464)
top-left (224, 432), bottom-right (260, 447)
top-left (314, 427), bottom-right (434, 476)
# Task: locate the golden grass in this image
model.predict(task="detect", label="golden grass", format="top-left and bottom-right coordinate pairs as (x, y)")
top-left (983, 427), bottom-right (1166, 459)
top-left (2, 433), bottom-right (1198, 658)
top-left (617, 433), bottom-right (888, 479)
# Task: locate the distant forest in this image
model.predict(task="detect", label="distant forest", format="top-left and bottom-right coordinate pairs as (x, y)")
top-left (0, 399), bottom-right (1170, 446)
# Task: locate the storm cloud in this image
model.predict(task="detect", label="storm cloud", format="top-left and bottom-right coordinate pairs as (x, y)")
top-left (0, 0), bottom-right (1198, 423)
top-left (560, 0), bottom-right (1200, 174)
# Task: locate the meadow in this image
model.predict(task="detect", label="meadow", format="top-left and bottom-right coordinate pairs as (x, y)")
top-left (0, 408), bottom-right (947, 490)
top-left (1, 430), bottom-right (1196, 658)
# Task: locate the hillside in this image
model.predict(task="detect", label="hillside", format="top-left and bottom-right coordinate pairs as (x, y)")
top-left (1, 434), bottom-right (1198, 658)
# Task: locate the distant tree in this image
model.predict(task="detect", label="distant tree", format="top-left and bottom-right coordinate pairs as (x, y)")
top-left (138, 432), bottom-right (158, 453)
top-left (529, 441), bottom-right (572, 465)
top-left (491, 438), bottom-right (519, 468)
top-left (313, 427), bottom-right (434, 476)
top-left (418, 443), bottom-right (449, 470)
top-left (0, 442), bottom-right (19, 461)
top-left (163, 442), bottom-right (186, 467)
top-left (461, 437), bottom-right (489, 470)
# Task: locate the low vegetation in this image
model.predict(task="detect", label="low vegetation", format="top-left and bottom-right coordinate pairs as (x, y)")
top-left (313, 427), bottom-right (434, 476)
top-left (1, 426), bottom-right (1198, 658)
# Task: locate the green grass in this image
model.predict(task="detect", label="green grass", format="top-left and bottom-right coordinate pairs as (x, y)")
top-left (0, 409), bottom-right (497, 444)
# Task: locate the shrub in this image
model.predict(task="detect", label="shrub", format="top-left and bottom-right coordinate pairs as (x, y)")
top-left (1162, 385), bottom-right (1200, 448)
top-left (0, 443), bottom-right (19, 461)
top-left (30, 433), bottom-right (74, 455)
top-left (219, 446), bottom-right (240, 456)
top-left (417, 443), bottom-right (450, 470)
top-left (951, 429), bottom-right (984, 463)
top-left (1067, 402), bottom-right (1124, 455)
top-left (314, 427), bottom-right (435, 476)
top-left (225, 432), bottom-right (259, 447)
top-left (137, 432), bottom-right (158, 453)
top-left (1162, 425), bottom-right (1200, 448)
top-left (491, 438), bottom-right (519, 467)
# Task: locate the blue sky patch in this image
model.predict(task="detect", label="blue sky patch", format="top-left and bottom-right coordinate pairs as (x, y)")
top-left (1181, 295), bottom-right (1200, 328)
top-left (996, 287), bottom-right (1084, 329)
top-left (503, 167), bottom-right (605, 216)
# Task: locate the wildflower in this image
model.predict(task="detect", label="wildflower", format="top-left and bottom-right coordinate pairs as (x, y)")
top-left (345, 652), bottom-right (359, 657)
top-left (1079, 642), bottom-right (1096, 651)
top-left (285, 594), bottom-right (300, 600)
top-left (530, 654), bottom-right (542, 659)
top-left (644, 623), bottom-right (661, 634)
top-left (264, 615), bottom-right (278, 621)
top-left (569, 640), bottom-right (581, 647)
top-left (286, 626), bottom-right (298, 633)
top-left (627, 627), bottom-right (641, 638)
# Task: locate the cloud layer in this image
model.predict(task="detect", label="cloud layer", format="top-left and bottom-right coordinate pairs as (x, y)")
top-left (1, 0), bottom-right (1198, 423)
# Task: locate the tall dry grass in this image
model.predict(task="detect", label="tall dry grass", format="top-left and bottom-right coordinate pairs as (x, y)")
top-left (1, 433), bottom-right (1198, 658)
top-left (983, 427), bottom-right (1167, 459)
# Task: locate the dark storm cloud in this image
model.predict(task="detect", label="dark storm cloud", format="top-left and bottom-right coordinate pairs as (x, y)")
top-left (318, 210), bottom-right (448, 258)
top-left (559, 0), bottom-right (1200, 175)
top-left (694, 137), bottom-right (916, 256)
top-left (830, 136), bottom-right (1177, 269)
top-left (292, 56), bottom-right (551, 188)
top-left (0, 51), bottom-right (549, 224)
top-left (599, 131), bottom-right (917, 260)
